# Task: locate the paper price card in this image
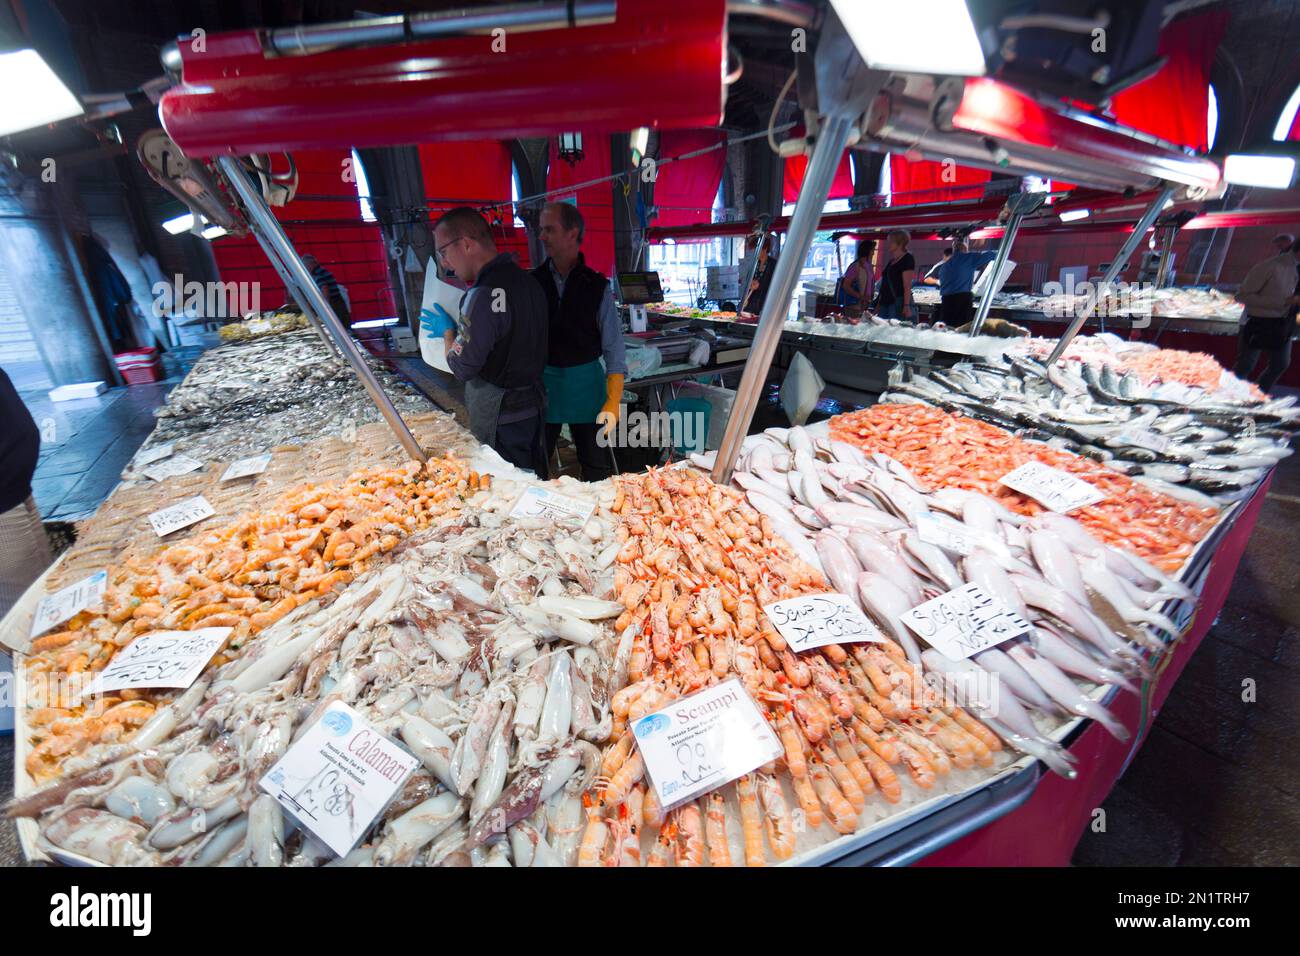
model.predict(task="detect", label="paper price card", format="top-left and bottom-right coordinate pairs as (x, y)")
top-left (220, 453), bottom-right (272, 482)
top-left (900, 582), bottom-right (1032, 660)
top-left (247, 319), bottom-right (272, 334)
top-left (914, 512), bottom-right (1008, 558)
top-left (142, 454), bottom-right (204, 482)
top-left (148, 495), bottom-right (215, 537)
top-left (134, 443), bottom-right (174, 467)
top-left (999, 461), bottom-right (1106, 514)
top-left (260, 702), bottom-right (418, 857)
top-left (632, 678), bottom-right (782, 810)
top-left (30, 570), bottom-right (108, 639)
top-left (509, 486), bottom-right (596, 523)
top-left (87, 627), bottom-right (231, 695)
top-left (763, 593), bottom-right (887, 651)
top-left (1116, 429), bottom-right (1170, 453)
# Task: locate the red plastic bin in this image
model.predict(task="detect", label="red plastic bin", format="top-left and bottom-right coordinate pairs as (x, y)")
top-left (120, 360), bottom-right (163, 385)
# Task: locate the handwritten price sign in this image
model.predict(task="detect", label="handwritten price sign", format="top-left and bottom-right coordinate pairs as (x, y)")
top-left (220, 453), bottom-right (272, 482)
top-left (134, 443), bottom-right (174, 467)
top-left (914, 512), bottom-right (1009, 558)
top-left (509, 486), bottom-right (596, 523)
top-left (899, 583), bottom-right (1031, 660)
top-left (260, 702), bottom-right (417, 857)
top-left (29, 570), bottom-right (108, 639)
top-left (999, 461), bottom-right (1105, 514)
top-left (632, 678), bottom-right (782, 810)
top-left (1115, 428), bottom-right (1170, 453)
top-left (86, 627), bottom-right (231, 695)
top-left (142, 454), bottom-right (204, 482)
top-left (148, 495), bottom-right (215, 537)
top-left (763, 593), bottom-right (887, 651)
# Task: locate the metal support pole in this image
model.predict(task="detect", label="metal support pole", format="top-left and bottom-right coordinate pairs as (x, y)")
top-left (969, 192), bottom-right (1044, 336)
top-left (1153, 224), bottom-right (1178, 288)
top-left (1046, 186), bottom-right (1173, 365)
top-left (217, 156), bottom-right (428, 463)
top-left (244, 218), bottom-right (342, 357)
top-left (712, 11), bottom-right (884, 485)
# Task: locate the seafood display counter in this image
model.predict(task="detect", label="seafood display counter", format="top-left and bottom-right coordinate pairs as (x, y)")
top-left (2, 325), bottom-right (1294, 867)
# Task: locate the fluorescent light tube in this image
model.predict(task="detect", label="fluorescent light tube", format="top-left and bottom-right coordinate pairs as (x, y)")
top-left (1223, 154), bottom-right (1296, 189)
top-left (162, 213), bottom-right (196, 234)
top-left (1059, 208), bottom-right (1090, 222)
top-left (0, 50), bottom-right (83, 136)
top-left (831, 0), bottom-right (985, 77)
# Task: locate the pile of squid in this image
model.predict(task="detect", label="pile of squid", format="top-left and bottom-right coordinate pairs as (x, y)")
top-left (579, 467), bottom-right (1009, 867)
top-left (10, 484), bottom-right (636, 867)
top-left (20, 455), bottom-right (483, 784)
top-left (724, 425), bottom-right (1197, 778)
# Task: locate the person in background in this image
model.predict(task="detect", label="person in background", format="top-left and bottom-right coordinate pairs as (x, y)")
top-left (433, 207), bottom-right (550, 475)
top-left (0, 368), bottom-right (51, 618)
top-left (931, 239), bottom-right (999, 327)
top-left (841, 240), bottom-right (876, 311)
top-left (1233, 237), bottom-right (1300, 393)
top-left (293, 253), bottom-right (351, 323)
top-left (922, 247), bottom-right (953, 284)
top-left (742, 233), bottom-right (779, 315)
top-left (533, 202), bottom-right (627, 482)
top-left (1271, 233), bottom-right (1295, 254)
top-left (875, 229), bottom-right (915, 320)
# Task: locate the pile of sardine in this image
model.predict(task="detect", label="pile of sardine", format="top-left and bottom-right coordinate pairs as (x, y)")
top-left (883, 354), bottom-right (1298, 504)
top-left (11, 494), bottom-right (629, 867)
top-left (697, 426), bottom-right (1195, 778)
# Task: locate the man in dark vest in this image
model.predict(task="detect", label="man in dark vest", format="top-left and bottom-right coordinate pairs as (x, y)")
top-left (533, 202), bottom-right (627, 481)
top-left (433, 207), bottom-right (550, 476)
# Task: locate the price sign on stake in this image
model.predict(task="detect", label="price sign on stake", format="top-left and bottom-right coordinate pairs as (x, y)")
top-left (509, 486), bottom-right (596, 523)
top-left (220, 453), bottom-right (272, 482)
top-left (29, 570), bottom-right (108, 639)
top-left (134, 443), bottom-right (174, 467)
top-left (86, 627), bottom-right (231, 695)
top-left (247, 318), bottom-right (273, 334)
top-left (142, 454), bottom-right (204, 482)
top-left (260, 702), bottom-right (418, 858)
top-left (148, 495), bottom-right (215, 537)
top-left (763, 593), bottom-right (887, 651)
top-left (1117, 429), bottom-right (1170, 453)
top-left (914, 512), bottom-right (1009, 558)
top-left (999, 461), bottom-right (1105, 514)
top-left (900, 582), bottom-right (1032, 660)
top-left (633, 678), bottom-right (782, 810)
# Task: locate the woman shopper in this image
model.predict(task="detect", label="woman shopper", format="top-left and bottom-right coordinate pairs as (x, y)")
top-left (875, 230), bottom-right (915, 321)
top-left (1234, 237), bottom-right (1300, 393)
top-left (841, 240), bottom-right (876, 311)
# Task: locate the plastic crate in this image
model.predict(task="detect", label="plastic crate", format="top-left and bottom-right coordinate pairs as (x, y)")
top-left (121, 360), bottom-right (163, 385)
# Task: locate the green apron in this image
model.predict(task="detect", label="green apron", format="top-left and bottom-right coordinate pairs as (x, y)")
top-left (544, 359), bottom-right (606, 425)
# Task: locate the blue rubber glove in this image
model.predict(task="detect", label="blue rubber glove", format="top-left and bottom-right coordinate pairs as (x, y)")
top-left (419, 303), bottom-right (457, 337)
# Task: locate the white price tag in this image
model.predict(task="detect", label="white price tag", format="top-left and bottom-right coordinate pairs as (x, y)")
top-left (999, 461), bottom-right (1106, 513)
top-left (134, 443), bottom-right (174, 467)
top-left (30, 570), bottom-right (108, 638)
top-left (914, 512), bottom-right (1010, 558)
top-left (142, 454), bottom-right (205, 482)
top-left (220, 453), bottom-right (273, 482)
top-left (260, 702), bottom-right (418, 858)
top-left (509, 486), bottom-right (596, 523)
top-left (148, 495), bottom-right (215, 537)
top-left (1116, 429), bottom-right (1170, 453)
top-left (86, 627), bottom-right (231, 695)
top-left (763, 593), bottom-right (887, 651)
top-left (900, 582), bottom-right (1031, 660)
top-left (247, 318), bottom-right (273, 334)
top-left (632, 678), bottom-right (782, 810)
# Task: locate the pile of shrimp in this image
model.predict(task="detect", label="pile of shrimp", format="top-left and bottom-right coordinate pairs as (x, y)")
top-left (830, 404), bottom-right (1218, 572)
top-left (581, 467), bottom-right (1005, 866)
top-left (21, 454), bottom-right (484, 783)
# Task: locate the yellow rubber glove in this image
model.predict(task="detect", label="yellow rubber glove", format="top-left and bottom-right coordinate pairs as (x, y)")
top-left (597, 373), bottom-right (624, 439)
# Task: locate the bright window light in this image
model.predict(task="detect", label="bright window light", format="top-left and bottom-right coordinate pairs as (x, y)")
top-left (0, 50), bottom-right (83, 137)
top-left (1223, 154), bottom-right (1296, 189)
top-left (1207, 84), bottom-right (1218, 152)
top-left (831, 0), bottom-right (985, 77)
top-left (511, 164), bottom-right (525, 228)
top-left (1059, 208), bottom-right (1090, 222)
top-left (1273, 85), bottom-right (1300, 142)
top-left (351, 149), bottom-right (376, 223)
top-left (163, 213), bottom-right (196, 235)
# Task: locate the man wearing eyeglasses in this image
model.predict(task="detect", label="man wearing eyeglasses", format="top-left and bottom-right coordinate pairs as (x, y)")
top-left (428, 207), bottom-right (550, 476)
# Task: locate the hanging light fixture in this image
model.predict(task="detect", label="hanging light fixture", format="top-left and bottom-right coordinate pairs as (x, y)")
top-left (557, 131), bottom-right (585, 166)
